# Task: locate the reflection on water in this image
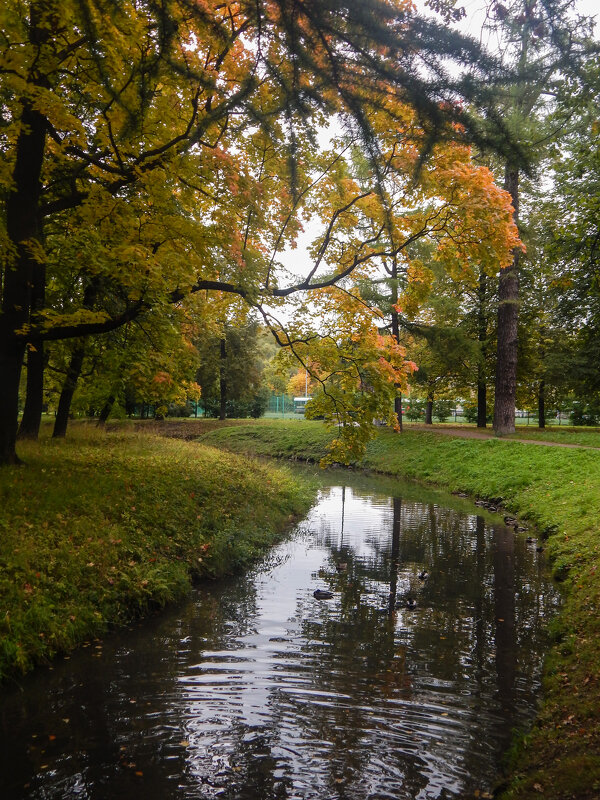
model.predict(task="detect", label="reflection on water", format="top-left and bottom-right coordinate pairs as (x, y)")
top-left (0, 471), bottom-right (558, 799)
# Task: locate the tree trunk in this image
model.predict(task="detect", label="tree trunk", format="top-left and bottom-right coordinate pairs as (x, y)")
top-left (493, 165), bottom-right (520, 436)
top-left (18, 343), bottom-right (45, 439)
top-left (477, 269), bottom-right (488, 428)
top-left (17, 251), bottom-right (47, 440)
top-left (0, 98), bottom-right (47, 464)
top-left (394, 396), bottom-right (403, 432)
top-left (477, 374), bottom-right (487, 428)
top-left (97, 394), bottom-right (116, 426)
top-left (0, 5), bottom-right (53, 464)
top-left (53, 345), bottom-right (86, 438)
top-left (219, 337), bottom-right (227, 420)
top-left (425, 395), bottom-right (433, 425)
top-left (538, 380), bottom-right (545, 429)
top-left (390, 261), bottom-right (403, 432)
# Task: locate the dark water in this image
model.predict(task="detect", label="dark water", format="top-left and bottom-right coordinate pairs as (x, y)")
top-left (0, 470), bottom-right (558, 800)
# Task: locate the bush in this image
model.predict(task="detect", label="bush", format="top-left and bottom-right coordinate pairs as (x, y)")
top-left (462, 400), bottom-right (492, 424)
top-left (434, 399), bottom-right (454, 422)
top-left (167, 401), bottom-right (194, 417)
top-left (202, 390), bottom-right (269, 419)
top-left (405, 399), bottom-right (426, 421)
top-left (570, 401), bottom-right (600, 426)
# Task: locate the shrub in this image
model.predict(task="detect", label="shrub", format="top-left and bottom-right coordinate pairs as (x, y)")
top-left (434, 399), bottom-right (455, 422)
top-left (570, 401), bottom-right (600, 426)
top-left (405, 399), bottom-right (426, 421)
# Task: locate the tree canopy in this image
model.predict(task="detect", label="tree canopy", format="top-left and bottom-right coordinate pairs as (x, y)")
top-left (1, 0), bottom-right (529, 463)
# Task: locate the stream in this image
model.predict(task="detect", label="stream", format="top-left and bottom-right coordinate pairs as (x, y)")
top-left (0, 468), bottom-right (559, 799)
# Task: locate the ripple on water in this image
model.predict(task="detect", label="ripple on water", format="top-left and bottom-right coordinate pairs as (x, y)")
top-left (0, 475), bottom-right (559, 800)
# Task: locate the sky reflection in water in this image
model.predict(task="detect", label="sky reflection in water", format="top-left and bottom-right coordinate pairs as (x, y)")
top-left (0, 471), bottom-right (558, 800)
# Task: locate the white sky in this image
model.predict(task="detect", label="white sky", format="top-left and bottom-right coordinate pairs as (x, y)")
top-left (423, 0), bottom-right (598, 41)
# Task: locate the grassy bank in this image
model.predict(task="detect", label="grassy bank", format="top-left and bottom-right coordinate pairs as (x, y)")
top-left (199, 419), bottom-right (600, 800)
top-left (0, 426), bottom-right (314, 683)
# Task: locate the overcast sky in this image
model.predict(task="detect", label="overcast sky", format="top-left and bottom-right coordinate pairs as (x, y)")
top-left (425, 0), bottom-right (598, 41)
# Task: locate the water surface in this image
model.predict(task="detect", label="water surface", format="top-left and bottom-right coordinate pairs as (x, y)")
top-left (0, 470), bottom-right (558, 799)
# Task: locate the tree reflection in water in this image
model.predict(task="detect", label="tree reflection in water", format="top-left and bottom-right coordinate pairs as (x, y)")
top-left (0, 472), bottom-right (559, 800)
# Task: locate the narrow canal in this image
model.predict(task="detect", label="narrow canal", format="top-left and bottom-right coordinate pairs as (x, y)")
top-left (1, 470), bottom-right (558, 799)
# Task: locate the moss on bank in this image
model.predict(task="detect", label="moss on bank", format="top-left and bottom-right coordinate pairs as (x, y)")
top-left (0, 426), bottom-right (314, 682)
top-left (200, 419), bottom-right (600, 800)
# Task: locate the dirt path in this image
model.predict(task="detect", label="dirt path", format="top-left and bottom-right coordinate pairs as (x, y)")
top-left (120, 419), bottom-right (600, 451)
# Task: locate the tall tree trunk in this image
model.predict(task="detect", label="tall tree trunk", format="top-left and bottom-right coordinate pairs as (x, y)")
top-left (493, 165), bottom-right (520, 436)
top-left (425, 394), bottom-right (433, 425)
top-left (477, 373), bottom-right (487, 428)
top-left (219, 337), bottom-right (227, 421)
top-left (97, 394), bottom-right (116, 426)
top-left (51, 278), bottom-right (99, 438)
top-left (53, 345), bottom-right (86, 438)
top-left (0, 6), bottom-right (52, 464)
top-left (538, 379), bottom-right (545, 429)
top-left (0, 100), bottom-right (47, 463)
top-left (18, 261), bottom-right (47, 440)
top-left (390, 260), bottom-right (403, 432)
top-left (17, 343), bottom-right (45, 439)
top-left (477, 269), bottom-right (488, 428)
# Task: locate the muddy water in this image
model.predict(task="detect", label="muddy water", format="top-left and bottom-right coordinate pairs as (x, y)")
top-left (0, 470), bottom-right (558, 799)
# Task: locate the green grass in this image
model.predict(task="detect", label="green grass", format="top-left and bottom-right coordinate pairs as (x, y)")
top-left (200, 419), bottom-right (600, 800)
top-left (400, 420), bottom-right (600, 448)
top-left (507, 426), bottom-right (600, 447)
top-left (0, 425), bottom-right (315, 682)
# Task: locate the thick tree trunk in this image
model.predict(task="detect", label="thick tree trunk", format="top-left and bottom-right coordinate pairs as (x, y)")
top-left (219, 337), bottom-right (227, 421)
top-left (53, 345), bottom-right (86, 438)
top-left (0, 349), bottom-right (26, 464)
top-left (97, 394), bottom-right (116, 426)
top-left (425, 395), bottom-right (433, 425)
top-left (0, 98), bottom-right (47, 464)
top-left (538, 380), bottom-right (545, 429)
top-left (493, 166), bottom-right (520, 436)
top-left (477, 269), bottom-right (488, 428)
top-left (394, 396), bottom-right (403, 432)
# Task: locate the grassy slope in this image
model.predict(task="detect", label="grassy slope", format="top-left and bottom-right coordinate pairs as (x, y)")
top-left (200, 420), bottom-right (600, 800)
top-left (507, 427), bottom-right (600, 447)
top-left (0, 426), bottom-right (314, 682)
top-left (401, 421), bottom-right (600, 448)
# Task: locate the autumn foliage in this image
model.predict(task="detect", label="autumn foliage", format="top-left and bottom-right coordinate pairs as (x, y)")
top-left (0, 0), bottom-right (520, 463)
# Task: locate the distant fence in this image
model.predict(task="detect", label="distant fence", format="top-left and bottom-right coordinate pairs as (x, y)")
top-left (266, 394), bottom-right (300, 417)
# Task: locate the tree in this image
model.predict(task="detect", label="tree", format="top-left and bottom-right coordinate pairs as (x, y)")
top-left (270, 113), bottom-right (521, 459)
top-left (195, 310), bottom-right (271, 420)
top-left (344, 127), bottom-right (520, 439)
top-left (474, 0), bottom-right (595, 434)
top-left (1, 0), bottom-right (526, 464)
top-left (530, 51), bottom-right (600, 415)
top-left (43, 300), bottom-right (202, 431)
